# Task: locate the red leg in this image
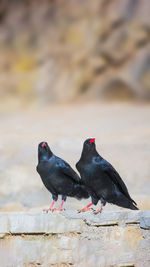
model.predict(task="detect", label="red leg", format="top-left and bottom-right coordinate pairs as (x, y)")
top-left (53, 200), bottom-right (65, 211)
top-left (94, 203), bottom-right (104, 214)
top-left (43, 200), bottom-right (55, 213)
top-left (78, 202), bottom-right (93, 213)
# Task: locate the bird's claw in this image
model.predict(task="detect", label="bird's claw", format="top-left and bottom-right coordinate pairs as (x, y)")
top-left (43, 208), bottom-right (54, 213)
top-left (93, 208), bottom-right (102, 215)
top-left (53, 208), bottom-right (65, 212)
top-left (78, 207), bottom-right (92, 213)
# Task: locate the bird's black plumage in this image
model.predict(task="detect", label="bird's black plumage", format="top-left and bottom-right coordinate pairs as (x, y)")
top-left (76, 138), bottom-right (138, 212)
top-left (37, 141), bottom-right (89, 211)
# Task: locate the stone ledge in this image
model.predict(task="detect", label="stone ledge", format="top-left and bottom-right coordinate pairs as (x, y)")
top-left (0, 212), bottom-right (84, 235)
top-left (0, 210), bottom-right (149, 235)
top-left (0, 210), bottom-right (150, 267)
top-left (63, 209), bottom-right (150, 227)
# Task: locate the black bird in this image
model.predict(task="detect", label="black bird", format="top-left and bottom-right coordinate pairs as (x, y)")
top-left (76, 138), bottom-right (138, 213)
top-left (37, 141), bottom-right (89, 212)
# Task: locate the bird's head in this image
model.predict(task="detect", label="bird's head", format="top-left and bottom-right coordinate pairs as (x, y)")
top-left (38, 141), bottom-right (52, 161)
top-left (83, 138), bottom-right (96, 151)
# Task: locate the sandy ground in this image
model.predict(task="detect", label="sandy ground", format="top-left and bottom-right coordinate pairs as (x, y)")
top-left (0, 101), bottom-right (150, 212)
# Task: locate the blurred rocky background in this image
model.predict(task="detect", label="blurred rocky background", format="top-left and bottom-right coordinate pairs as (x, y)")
top-left (0, 0), bottom-right (150, 111)
top-left (0, 0), bottom-right (150, 212)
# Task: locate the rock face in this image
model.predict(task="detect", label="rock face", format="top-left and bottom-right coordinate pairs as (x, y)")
top-left (0, 210), bottom-right (150, 267)
top-left (0, 0), bottom-right (150, 106)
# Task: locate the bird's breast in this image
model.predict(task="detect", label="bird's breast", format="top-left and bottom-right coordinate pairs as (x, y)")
top-left (80, 164), bottom-right (94, 181)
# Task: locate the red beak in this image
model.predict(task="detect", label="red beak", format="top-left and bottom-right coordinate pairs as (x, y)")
top-left (90, 138), bottom-right (95, 144)
top-left (42, 142), bottom-right (46, 147)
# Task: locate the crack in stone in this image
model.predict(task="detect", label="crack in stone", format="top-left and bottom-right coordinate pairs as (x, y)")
top-left (83, 219), bottom-right (119, 227)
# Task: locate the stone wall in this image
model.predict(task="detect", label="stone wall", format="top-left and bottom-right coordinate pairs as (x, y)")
top-left (0, 210), bottom-right (150, 266)
top-left (0, 0), bottom-right (150, 106)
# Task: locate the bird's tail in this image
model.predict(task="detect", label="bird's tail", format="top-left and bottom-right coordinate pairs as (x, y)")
top-left (71, 184), bottom-right (89, 200)
top-left (111, 194), bottom-right (139, 210)
top-left (129, 201), bottom-right (139, 210)
top-left (130, 198), bottom-right (137, 206)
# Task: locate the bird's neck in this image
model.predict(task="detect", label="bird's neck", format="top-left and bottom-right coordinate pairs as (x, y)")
top-left (80, 148), bottom-right (99, 162)
top-left (38, 151), bottom-right (53, 163)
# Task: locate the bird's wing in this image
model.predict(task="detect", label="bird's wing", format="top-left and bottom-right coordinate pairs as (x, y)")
top-left (56, 158), bottom-right (81, 183)
top-left (97, 158), bottom-right (136, 205)
top-left (36, 165), bottom-right (39, 173)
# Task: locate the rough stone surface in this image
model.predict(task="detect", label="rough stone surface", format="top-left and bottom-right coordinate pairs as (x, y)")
top-left (0, 212), bottom-right (84, 235)
top-left (0, 210), bottom-right (150, 267)
top-left (140, 216), bottom-right (150, 230)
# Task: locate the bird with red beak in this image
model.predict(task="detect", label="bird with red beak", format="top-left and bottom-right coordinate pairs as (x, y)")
top-left (76, 138), bottom-right (138, 214)
top-left (37, 141), bottom-right (89, 212)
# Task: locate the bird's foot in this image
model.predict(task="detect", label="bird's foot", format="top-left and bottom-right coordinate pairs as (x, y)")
top-left (93, 207), bottom-right (103, 214)
top-left (53, 208), bottom-right (65, 212)
top-left (43, 208), bottom-right (54, 213)
top-left (78, 207), bottom-right (92, 213)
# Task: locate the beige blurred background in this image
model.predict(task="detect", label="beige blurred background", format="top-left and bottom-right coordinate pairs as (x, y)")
top-left (0, 0), bottom-right (150, 212)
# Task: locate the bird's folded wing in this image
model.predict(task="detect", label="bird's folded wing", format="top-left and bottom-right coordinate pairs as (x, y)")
top-left (102, 163), bottom-right (136, 204)
top-left (59, 161), bottom-right (81, 183)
